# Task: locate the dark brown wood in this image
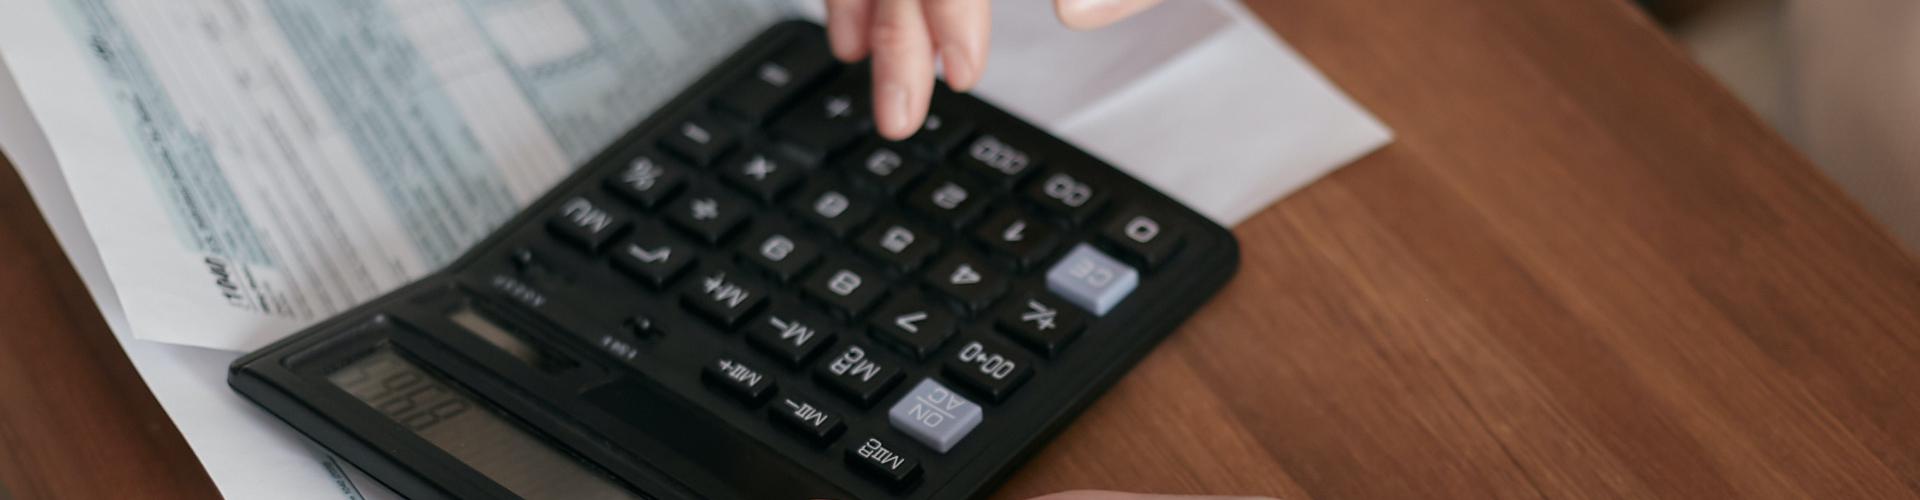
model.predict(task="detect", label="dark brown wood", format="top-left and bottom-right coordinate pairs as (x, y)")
top-left (5, 0), bottom-right (1920, 498)
top-left (0, 155), bottom-right (220, 498)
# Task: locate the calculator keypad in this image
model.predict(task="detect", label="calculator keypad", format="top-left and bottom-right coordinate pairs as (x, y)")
top-left (241, 24), bottom-right (1238, 500)
top-left (526, 32), bottom-right (1198, 495)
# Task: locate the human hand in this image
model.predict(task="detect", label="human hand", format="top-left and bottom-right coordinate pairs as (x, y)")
top-left (825, 0), bottom-right (1169, 139)
top-left (1027, 491), bottom-right (1280, 500)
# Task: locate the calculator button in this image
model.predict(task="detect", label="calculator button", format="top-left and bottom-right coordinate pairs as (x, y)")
top-left (904, 108), bottom-right (972, 156)
top-left (771, 396), bottom-right (845, 446)
top-left (942, 335), bottom-right (1036, 402)
top-left (720, 150), bottom-right (804, 202)
top-left (548, 197), bottom-right (628, 253)
top-left (604, 154), bottom-right (689, 210)
top-left (973, 208), bottom-right (1057, 269)
top-left (846, 436), bottom-right (923, 488)
top-left (745, 305), bottom-right (837, 367)
top-left (735, 225), bottom-right (821, 283)
top-left (1045, 244), bottom-right (1139, 316)
top-left (661, 115), bottom-right (736, 166)
top-left (843, 140), bottom-right (927, 196)
top-left (774, 79), bottom-right (871, 157)
top-left (993, 293), bottom-right (1086, 358)
top-left (801, 257), bottom-right (888, 317)
top-left (716, 44), bottom-right (832, 122)
top-left (666, 186), bottom-right (752, 244)
top-left (921, 251), bottom-right (1007, 314)
top-left (958, 134), bottom-right (1039, 186)
top-left (816, 343), bottom-right (904, 407)
top-left (1025, 169), bottom-right (1107, 224)
top-left (1100, 207), bottom-right (1185, 269)
top-left (903, 172), bottom-right (989, 228)
top-left (610, 224), bottom-right (698, 288)
top-left (703, 356), bottom-right (775, 406)
top-left (789, 181), bottom-right (877, 237)
top-left (868, 294), bottom-right (956, 359)
top-left (855, 217), bottom-right (941, 273)
top-left (680, 265), bottom-right (768, 329)
top-left (888, 378), bottom-right (984, 453)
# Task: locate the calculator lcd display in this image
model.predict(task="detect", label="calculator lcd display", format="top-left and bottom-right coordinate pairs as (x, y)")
top-left (326, 346), bottom-right (639, 500)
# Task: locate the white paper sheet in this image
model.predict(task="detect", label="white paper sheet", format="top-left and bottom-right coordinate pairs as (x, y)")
top-left (0, 1), bottom-right (1388, 498)
top-left (0, 0), bottom-right (799, 351)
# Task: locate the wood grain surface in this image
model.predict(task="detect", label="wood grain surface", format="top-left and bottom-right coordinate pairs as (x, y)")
top-left (5, 0), bottom-right (1920, 498)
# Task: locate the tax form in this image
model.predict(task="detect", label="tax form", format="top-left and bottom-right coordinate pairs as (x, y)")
top-left (0, 0), bottom-right (1388, 497)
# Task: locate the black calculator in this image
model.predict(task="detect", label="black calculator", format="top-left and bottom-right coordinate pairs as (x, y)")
top-left (231, 21), bottom-right (1238, 500)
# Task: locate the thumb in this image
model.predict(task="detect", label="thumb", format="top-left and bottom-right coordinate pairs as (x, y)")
top-left (1053, 0), bottom-right (1168, 30)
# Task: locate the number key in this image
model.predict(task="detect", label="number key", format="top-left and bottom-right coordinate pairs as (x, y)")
top-left (904, 172), bottom-right (988, 228)
top-left (958, 134), bottom-right (1039, 186)
top-left (855, 217), bottom-right (941, 273)
top-left (972, 208), bottom-right (1057, 269)
top-left (1024, 169), bottom-right (1106, 224)
top-left (843, 140), bottom-right (927, 196)
top-left (921, 251), bottom-right (1007, 314)
top-left (735, 224), bottom-right (821, 283)
top-left (868, 294), bottom-right (956, 359)
top-left (1100, 206), bottom-right (1185, 269)
top-left (790, 181), bottom-right (878, 237)
top-left (801, 257), bottom-right (888, 318)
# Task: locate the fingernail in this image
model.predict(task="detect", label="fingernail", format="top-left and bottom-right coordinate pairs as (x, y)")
top-left (1058, 0), bottom-right (1105, 17)
top-left (944, 52), bottom-right (977, 90)
top-left (1058, 0), bottom-right (1119, 29)
top-left (878, 82), bottom-right (912, 138)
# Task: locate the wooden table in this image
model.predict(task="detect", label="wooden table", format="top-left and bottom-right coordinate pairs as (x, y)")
top-left (6, 0), bottom-right (1920, 497)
